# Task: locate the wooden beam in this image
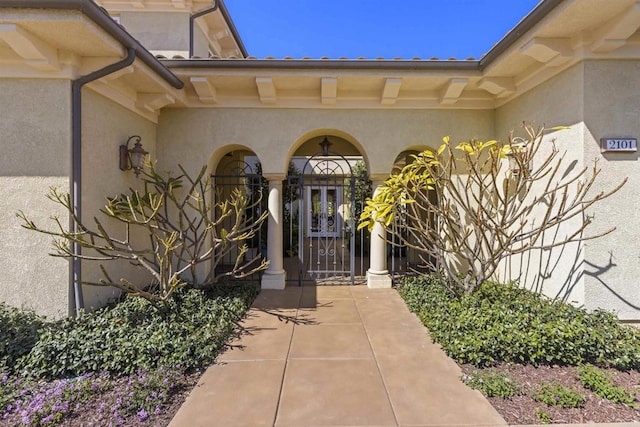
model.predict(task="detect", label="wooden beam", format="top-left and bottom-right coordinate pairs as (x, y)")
top-left (256, 77), bottom-right (276, 104)
top-left (190, 77), bottom-right (217, 104)
top-left (592, 1), bottom-right (640, 53)
top-left (101, 65), bottom-right (135, 82)
top-left (321, 77), bottom-right (337, 105)
top-left (439, 78), bottom-right (468, 105)
top-left (136, 93), bottom-right (175, 112)
top-left (521, 37), bottom-right (572, 66)
top-left (478, 77), bottom-right (515, 98)
top-left (0, 23), bottom-right (59, 71)
top-left (381, 78), bottom-right (403, 105)
top-left (212, 28), bottom-right (232, 40)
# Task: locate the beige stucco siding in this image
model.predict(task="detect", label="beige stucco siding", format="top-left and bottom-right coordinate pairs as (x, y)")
top-left (80, 88), bottom-right (158, 311)
top-left (192, 23), bottom-right (210, 58)
top-left (495, 63), bottom-right (587, 305)
top-left (120, 11), bottom-right (190, 53)
top-left (0, 79), bottom-right (71, 318)
top-left (156, 108), bottom-right (495, 178)
top-left (582, 60), bottom-right (640, 320)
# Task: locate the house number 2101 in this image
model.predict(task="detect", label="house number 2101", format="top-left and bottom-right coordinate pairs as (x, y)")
top-left (601, 138), bottom-right (637, 152)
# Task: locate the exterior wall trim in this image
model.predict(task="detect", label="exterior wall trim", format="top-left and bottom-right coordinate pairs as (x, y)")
top-left (0, 0), bottom-right (184, 89)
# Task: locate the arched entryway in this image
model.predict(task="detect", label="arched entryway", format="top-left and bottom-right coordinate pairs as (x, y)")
top-left (210, 149), bottom-right (266, 280)
top-left (284, 135), bottom-right (371, 285)
top-left (389, 149), bottom-right (438, 281)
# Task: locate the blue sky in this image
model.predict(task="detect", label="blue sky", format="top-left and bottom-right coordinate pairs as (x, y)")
top-left (223, 0), bottom-right (542, 59)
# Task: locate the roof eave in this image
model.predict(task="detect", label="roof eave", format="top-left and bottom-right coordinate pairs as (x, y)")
top-left (161, 58), bottom-right (482, 71)
top-left (218, 0), bottom-right (248, 58)
top-left (0, 0), bottom-right (184, 89)
top-left (166, 0), bottom-right (567, 72)
top-left (479, 0), bottom-right (565, 68)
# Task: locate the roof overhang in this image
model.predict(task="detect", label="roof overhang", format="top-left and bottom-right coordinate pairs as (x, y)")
top-left (93, 0), bottom-right (247, 58)
top-left (161, 0), bottom-right (640, 110)
top-left (0, 0), bottom-right (187, 121)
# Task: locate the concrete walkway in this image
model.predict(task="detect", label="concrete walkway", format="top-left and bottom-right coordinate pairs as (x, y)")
top-left (169, 285), bottom-right (506, 427)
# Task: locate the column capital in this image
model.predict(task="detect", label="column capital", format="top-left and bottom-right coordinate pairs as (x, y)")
top-left (262, 174), bottom-right (286, 182)
top-left (369, 173), bottom-right (390, 183)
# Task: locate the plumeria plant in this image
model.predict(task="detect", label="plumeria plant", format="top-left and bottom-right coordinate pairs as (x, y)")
top-left (359, 124), bottom-right (626, 294)
top-left (18, 162), bottom-right (268, 304)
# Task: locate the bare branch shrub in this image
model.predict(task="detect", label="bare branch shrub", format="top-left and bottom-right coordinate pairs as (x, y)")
top-left (18, 163), bottom-right (268, 303)
top-left (360, 124), bottom-right (626, 294)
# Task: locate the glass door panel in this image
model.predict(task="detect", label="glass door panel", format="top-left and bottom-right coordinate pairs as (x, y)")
top-left (310, 188), bottom-right (322, 234)
top-left (307, 186), bottom-right (340, 237)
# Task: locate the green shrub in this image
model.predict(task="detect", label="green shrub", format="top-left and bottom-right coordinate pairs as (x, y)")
top-left (462, 369), bottom-right (521, 398)
top-left (18, 284), bottom-right (258, 379)
top-left (533, 383), bottom-right (586, 408)
top-left (536, 408), bottom-right (552, 424)
top-left (398, 274), bottom-right (640, 369)
top-left (578, 364), bottom-right (636, 406)
top-left (0, 302), bottom-right (45, 368)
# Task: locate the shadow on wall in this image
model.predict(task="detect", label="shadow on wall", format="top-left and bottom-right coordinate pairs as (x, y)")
top-left (510, 237), bottom-right (640, 313)
top-left (584, 257), bottom-right (640, 312)
top-left (513, 234), bottom-right (585, 303)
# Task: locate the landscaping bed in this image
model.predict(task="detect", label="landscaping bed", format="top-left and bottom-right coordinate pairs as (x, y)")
top-left (0, 283), bottom-right (258, 426)
top-left (461, 363), bottom-right (640, 424)
top-left (398, 274), bottom-right (640, 425)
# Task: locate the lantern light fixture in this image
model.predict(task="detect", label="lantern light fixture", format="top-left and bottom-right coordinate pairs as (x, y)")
top-left (119, 135), bottom-right (148, 177)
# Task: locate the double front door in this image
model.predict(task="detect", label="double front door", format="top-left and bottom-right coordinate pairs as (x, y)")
top-left (308, 186), bottom-right (340, 237)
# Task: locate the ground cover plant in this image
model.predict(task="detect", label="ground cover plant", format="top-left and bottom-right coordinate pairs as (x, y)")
top-left (461, 369), bottom-right (521, 398)
top-left (578, 364), bottom-right (636, 406)
top-left (0, 283), bottom-right (257, 426)
top-left (399, 274), bottom-right (640, 369)
top-left (532, 383), bottom-right (586, 408)
top-left (400, 274), bottom-right (640, 423)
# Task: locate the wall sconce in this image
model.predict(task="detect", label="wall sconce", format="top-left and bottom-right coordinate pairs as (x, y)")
top-left (119, 135), bottom-right (148, 177)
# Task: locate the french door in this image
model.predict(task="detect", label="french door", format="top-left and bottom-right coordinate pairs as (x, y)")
top-left (308, 186), bottom-right (340, 237)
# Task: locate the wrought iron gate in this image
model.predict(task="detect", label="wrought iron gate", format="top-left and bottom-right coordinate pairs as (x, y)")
top-left (211, 159), bottom-right (266, 281)
top-left (285, 140), bottom-right (370, 285)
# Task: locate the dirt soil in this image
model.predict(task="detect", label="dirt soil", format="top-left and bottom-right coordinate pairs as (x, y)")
top-left (461, 363), bottom-right (640, 425)
top-left (56, 372), bottom-right (200, 427)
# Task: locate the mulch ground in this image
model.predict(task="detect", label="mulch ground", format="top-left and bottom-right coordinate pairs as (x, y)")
top-left (461, 363), bottom-right (640, 425)
top-left (55, 372), bottom-right (200, 427)
top-left (34, 362), bottom-right (639, 425)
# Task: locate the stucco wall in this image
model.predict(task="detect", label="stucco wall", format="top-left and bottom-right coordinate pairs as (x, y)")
top-left (193, 23), bottom-right (210, 58)
top-left (495, 63), bottom-right (587, 305)
top-left (0, 79), bottom-right (71, 318)
top-left (155, 108), bottom-right (495, 179)
top-left (120, 12), bottom-right (190, 53)
top-left (80, 88), bottom-right (158, 311)
top-left (582, 60), bottom-right (640, 320)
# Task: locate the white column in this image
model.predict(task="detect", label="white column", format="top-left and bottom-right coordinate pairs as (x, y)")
top-left (367, 179), bottom-right (392, 288)
top-left (261, 175), bottom-right (286, 289)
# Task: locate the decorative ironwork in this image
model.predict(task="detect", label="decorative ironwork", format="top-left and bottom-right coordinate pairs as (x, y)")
top-left (285, 138), bottom-right (370, 285)
top-left (211, 159), bottom-right (266, 281)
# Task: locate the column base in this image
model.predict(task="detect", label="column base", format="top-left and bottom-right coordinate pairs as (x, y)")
top-left (261, 270), bottom-right (286, 290)
top-left (367, 270), bottom-right (392, 289)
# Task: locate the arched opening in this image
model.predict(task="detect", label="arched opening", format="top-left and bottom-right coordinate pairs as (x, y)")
top-left (285, 134), bottom-right (371, 285)
top-left (390, 149), bottom-right (438, 281)
top-left (211, 149), bottom-right (266, 280)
